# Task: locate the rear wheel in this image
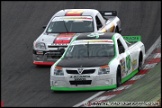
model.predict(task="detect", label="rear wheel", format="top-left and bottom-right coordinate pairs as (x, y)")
top-left (115, 27), bottom-right (119, 33)
top-left (138, 53), bottom-right (143, 71)
top-left (116, 66), bottom-right (122, 87)
top-left (115, 26), bottom-right (122, 34)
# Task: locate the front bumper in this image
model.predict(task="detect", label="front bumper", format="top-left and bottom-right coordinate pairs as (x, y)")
top-left (33, 49), bottom-right (63, 66)
top-left (50, 71), bottom-right (117, 91)
top-left (51, 84), bottom-right (116, 91)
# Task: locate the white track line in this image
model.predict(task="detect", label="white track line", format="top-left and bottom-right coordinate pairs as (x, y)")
top-left (73, 91), bottom-right (105, 107)
top-left (73, 35), bottom-right (161, 107)
top-left (143, 63), bottom-right (158, 70)
top-left (145, 35), bottom-right (161, 58)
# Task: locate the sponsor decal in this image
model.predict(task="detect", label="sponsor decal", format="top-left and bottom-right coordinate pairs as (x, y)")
top-left (132, 59), bottom-right (137, 71)
top-left (123, 36), bottom-right (141, 43)
top-left (53, 33), bottom-right (76, 44)
top-left (87, 32), bottom-right (104, 39)
top-left (70, 75), bottom-right (90, 81)
top-left (120, 59), bottom-right (125, 76)
top-left (126, 55), bottom-right (131, 71)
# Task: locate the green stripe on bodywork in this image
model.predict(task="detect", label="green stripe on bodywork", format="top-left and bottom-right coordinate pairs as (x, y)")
top-left (122, 69), bottom-right (138, 83)
top-left (51, 84), bottom-right (116, 91)
top-left (123, 35), bottom-right (141, 43)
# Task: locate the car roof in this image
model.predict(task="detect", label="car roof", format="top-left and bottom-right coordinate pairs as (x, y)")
top-left (54, 9), bottom-right (99, 17)
top-left (75, 32), bottom-right (115, 40)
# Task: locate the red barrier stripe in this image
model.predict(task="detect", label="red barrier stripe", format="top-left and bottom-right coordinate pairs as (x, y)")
top-left (137, 69), bottom-right (149, 75)
top-left (145, 58), bottom-right (161, 64)
top-left (153, 48), bottom-right (161, 53)
top-left (122, 80), bottom-right (136, 86)
top-left (104, 90), bottom-right (123, 96)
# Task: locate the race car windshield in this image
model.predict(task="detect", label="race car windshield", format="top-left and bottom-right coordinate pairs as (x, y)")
top-left (64, 44), bottom-right (114, 58)
top-left (46, 20), bottom-right (94, 33)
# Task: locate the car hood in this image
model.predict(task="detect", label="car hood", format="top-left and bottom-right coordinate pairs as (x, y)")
top-left (57, 57), bottom-right (114, 67)
top-left (36, 33), bottom-right (77, 45)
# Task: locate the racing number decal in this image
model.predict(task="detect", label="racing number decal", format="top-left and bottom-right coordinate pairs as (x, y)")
top-left (87, 32), bottom-right (104, 38)
top-left (126, 55), bottom-right (131, 71)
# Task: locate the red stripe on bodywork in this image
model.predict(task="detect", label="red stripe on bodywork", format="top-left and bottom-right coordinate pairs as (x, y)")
top-left (54, 33), bottom-right (76, 44)
top-left (66, 13), bottom-right (82, 16)
top-left (33, 61), bottom-right (54, 66)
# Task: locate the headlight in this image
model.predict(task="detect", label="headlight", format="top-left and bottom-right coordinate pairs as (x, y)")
top-left (35, 42), bottom-right (46, 50)
top-left (54, 66), bottom-right (64, 76)
top-left (98, 65), bottom-right (110, 75)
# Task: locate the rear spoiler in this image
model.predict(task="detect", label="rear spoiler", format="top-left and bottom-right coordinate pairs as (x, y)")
top-left (100, 11), bottom-right (117, 19)
top-left (123, 35), bottom-right (141, 43)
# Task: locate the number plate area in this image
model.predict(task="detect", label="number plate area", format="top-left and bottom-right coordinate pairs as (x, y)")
top-left (69, 75), bottom-right (91, 81)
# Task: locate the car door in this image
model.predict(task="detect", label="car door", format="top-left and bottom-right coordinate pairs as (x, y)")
top-left (117, 38), bottom-right (131, 78)
top-left (127, 45), bottom-right (139, 72)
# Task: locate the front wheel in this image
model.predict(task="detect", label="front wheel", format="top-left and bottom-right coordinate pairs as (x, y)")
top-left (138, 57), bottom-right (143, 72)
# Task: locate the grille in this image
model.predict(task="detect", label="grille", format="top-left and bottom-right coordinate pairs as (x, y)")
top-left (66, 69), bottom-right (95, 74)
top-left (46, 52), bottom-right (62, 59)
top-left (69, 80), bottom-right (92, 85)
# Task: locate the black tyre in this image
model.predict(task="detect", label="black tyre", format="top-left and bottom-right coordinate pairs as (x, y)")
top-left (116, 66), bottom-right (122, 87)
top-left (115, 27), bottom-right (119, 33)
top-left (138, 53), bottom-right (143, 71)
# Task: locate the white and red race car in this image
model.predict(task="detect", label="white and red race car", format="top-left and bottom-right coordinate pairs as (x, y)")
top-left (33, 9), bottom-right (121, 65)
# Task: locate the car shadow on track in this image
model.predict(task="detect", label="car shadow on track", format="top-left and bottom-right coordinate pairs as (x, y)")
top-left (51, 89), bottom-right (114, 94)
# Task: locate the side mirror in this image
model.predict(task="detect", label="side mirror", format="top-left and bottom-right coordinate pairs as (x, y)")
top-left (42, 25), bottom-right (46, 29)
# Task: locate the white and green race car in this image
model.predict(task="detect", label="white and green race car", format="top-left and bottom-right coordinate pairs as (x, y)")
top-left (50, 32), bottom-right (145, 91)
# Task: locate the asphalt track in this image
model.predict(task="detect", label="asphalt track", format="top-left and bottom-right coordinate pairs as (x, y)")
top-left (1, 1), bottom-right (161, 107)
